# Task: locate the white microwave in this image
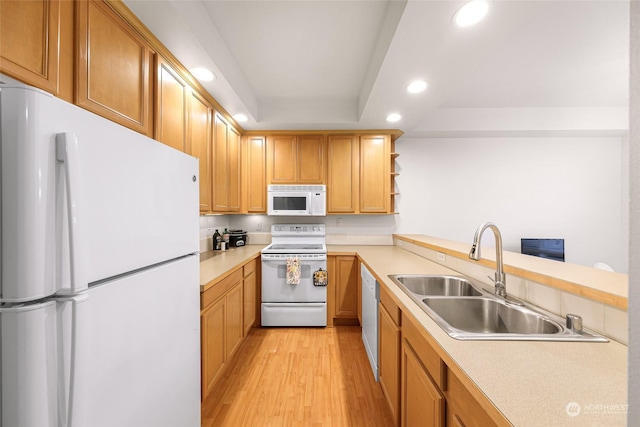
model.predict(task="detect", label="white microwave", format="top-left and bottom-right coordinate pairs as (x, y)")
top-left (267, 185), bottom-right (326, 216)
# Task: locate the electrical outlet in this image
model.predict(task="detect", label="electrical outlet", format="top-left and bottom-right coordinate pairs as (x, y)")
top-left (437, 252), bottom-right (446, 262)
top-left (257, 221), bottom-right (263, 231)
top-left (337, 217), bottom-right (343, 227)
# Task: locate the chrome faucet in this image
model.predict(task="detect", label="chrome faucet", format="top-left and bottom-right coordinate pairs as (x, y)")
top-left (469, 222), bottom-right (507, 298)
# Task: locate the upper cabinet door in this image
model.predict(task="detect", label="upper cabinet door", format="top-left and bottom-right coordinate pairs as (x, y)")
top-left (187, 90), bottom-right (213, 213)
top-left (211, 114), bottom-right (241, 213)
top-left (327, 135), bottom-right (359, 213)
top-left (297, 135), bottom-right (325, 184)
top-left (267, 135), bottom-right (297, 184)
top-left (76, 0), bottom-right (152, 136)
top-left (267, 135), bottom-right (325, 184)
top-left (243, 136), bottom-right (267, 213)
top-left (360, 135), bottom-right (390, 213)
top-left (227, 126), bottom-right (241, 212)
top-left (155, 56), bottom-right (188, 152)
top-left (213, 113), bottom-right (230, 212)
top-left (0, 0), bottom-right (60, 94)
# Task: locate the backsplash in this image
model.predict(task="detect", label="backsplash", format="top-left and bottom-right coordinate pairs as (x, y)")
top-left (199, 216), bottom-right (231, 252)
top-left (396, 238), bottom-right (629, 345)
top-left (200, 214), bottom-right (397, 251)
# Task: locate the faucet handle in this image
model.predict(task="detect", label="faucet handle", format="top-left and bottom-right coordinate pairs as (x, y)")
top-left (566, 314), bottom-right (583, 333)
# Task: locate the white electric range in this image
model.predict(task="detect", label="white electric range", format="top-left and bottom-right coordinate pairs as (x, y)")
top-left (261, 224), bottom-right (327, 327)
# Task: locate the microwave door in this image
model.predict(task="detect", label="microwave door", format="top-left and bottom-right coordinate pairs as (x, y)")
top-left (269, 194), bottom-right (309, 216)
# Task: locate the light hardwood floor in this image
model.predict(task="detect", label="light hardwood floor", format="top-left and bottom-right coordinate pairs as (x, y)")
top-left (201, 326), bottom-right (395, 426)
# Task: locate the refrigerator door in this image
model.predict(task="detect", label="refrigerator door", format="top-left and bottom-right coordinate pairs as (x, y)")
top-left (1, 85), bottom-right (198, 302)
top-left (0, 295), bottom-right (88, 427)
top-left (0, 256), bottom-right (199, 427)
top-left (82, 255), bottom-right (200, 427)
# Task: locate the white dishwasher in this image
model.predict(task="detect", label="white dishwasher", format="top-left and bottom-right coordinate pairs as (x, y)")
top-left (361, 264), bottom-right (379, 381)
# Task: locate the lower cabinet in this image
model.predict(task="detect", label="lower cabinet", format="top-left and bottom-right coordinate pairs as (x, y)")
top-left (446, 369), bottom-right (499, 427)
top-left (201, 295), bottom-right (226, 400)
top-left (379, 287), bottom-right (401, 426)
top-left (401, 315), bottom-right (445, 427)
top-left (401, 342), bottom-right (445, 427)
top-left (380, 282), bottom-right (506, 427)
top-left (243, 258), bottom-right (258, 335)
top-left (327, 254), bottom-right (359, 325)
top-left (201, 258), bottom-right (258, 402)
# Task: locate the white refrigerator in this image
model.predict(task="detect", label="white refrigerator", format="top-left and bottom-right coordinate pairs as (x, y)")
top-left (0, 82), bottom-right (201, 427)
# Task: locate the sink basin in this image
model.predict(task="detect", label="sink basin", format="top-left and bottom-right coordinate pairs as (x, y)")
top-left (388, 273), bottom-right (608, 342)
top-left (389, 274), bottom-right (483, 297)
top-left (422, 297), bottom-right (562, 335)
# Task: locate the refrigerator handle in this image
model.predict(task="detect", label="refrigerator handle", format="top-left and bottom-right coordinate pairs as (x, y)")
top-left (56, 133), bottom-right (87, 293)
top-left (57, 293), bottom-right (89, 427)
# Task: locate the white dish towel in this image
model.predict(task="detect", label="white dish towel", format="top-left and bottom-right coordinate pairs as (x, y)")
top-left (286, 256), bottom-right (301, 285)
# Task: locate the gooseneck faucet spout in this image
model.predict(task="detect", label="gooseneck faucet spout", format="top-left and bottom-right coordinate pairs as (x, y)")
top-left (469, 222), bottom-right (507, 298)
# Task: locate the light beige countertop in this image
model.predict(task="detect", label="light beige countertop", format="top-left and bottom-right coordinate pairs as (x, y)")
top-left (199, 245), bottom-right (264, 291)
top-left (353, 245), bottom-right (628, 427)
top-left (199, 243), bottom-right (628, 425)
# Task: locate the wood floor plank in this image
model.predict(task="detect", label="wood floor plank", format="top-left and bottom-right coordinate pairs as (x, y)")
top-left (201, 326), bottom-right (394, 426)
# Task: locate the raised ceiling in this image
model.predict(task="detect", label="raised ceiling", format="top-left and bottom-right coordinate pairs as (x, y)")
top-left (123, 0), bottom-right (629, 137)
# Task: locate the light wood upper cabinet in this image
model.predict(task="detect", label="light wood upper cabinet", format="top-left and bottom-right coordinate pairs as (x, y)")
top-left (227, 126), bottom-right (241, 211)
top-left (267, 134), bottom-right (325, 184)
top-left (327, 135), bottom-right (359, 213)
top-left (76, 0), bottom-right (152, 136)
top-left (360, 135), bottom-right (391, 213)
top-left (243, 136), bottom-right (267, 213)
top-left (326, 133), bottom-right (395, 214)
top-left (155, 56), bottom-right (188, 151)
top-left (212, 113), bottom-right (241, 212)
top-left (297, 135), bottom-right (325, 183)
top-left (0, 0), bottom-right (71, 98)
top-left (187, 90), bottom-right (213, 213)
top-left (267, 135), bottom-right (296, 183)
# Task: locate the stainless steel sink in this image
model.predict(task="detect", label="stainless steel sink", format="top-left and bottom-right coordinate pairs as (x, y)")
top-left (422, 297), bottom-right (562, 336)
top-left (389, 274), bottom-right (483, 297)
top-left (388, 274), bottom-right (608, 342)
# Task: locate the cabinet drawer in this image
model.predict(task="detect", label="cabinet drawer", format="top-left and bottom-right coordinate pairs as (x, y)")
top-left (201, 268), bottom-right (243, 310)
top-left (380, 284), bottom-right (401, 326)
top-left (244, 258), bottom-right (258, 277)
top-left (402, 313), bottom-right (445, 390)
top-left (446, 368), bottom-right (498, 427)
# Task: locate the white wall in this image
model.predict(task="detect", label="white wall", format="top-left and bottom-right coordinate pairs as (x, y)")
top-left (628, 0), bottom-right (638, 423)
top-left (395, 136), bottom-right (629, 273)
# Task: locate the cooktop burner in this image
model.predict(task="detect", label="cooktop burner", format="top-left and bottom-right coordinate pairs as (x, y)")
top-left (262, 224), bottom-right (326, 254)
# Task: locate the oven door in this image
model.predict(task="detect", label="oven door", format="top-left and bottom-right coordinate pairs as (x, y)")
top-left (261, 254), bottom-right (327, 302)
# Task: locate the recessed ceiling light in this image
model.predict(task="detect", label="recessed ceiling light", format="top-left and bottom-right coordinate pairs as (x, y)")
top-left (407, 80), bottom-right (428, 94)
top-left (233, 114), bottom-right (248, 123)
top-left (190, 67), bottom-right (215, 82)
top-left (386, 113), bottom-right (402, 123)
top-left (453, 0), bottom-right (489, 28)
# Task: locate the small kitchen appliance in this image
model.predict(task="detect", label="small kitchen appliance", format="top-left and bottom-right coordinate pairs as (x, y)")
top-left (228, 230), bottom-right (248, 247)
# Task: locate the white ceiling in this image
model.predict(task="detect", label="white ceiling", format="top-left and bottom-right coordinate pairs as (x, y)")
top-left (123, 0), bottom-right (629, 137)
